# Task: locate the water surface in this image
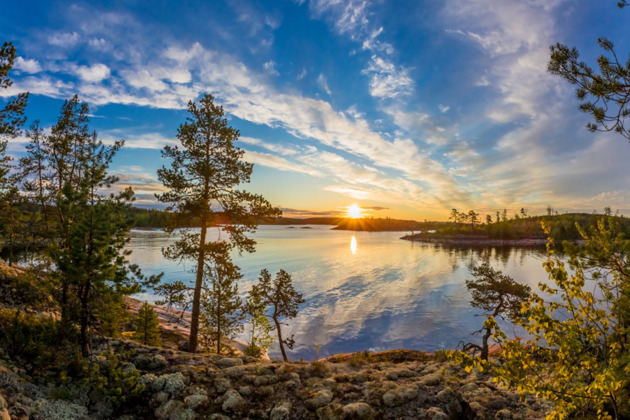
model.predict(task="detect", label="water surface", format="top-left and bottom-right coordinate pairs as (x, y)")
top-left (127, 225), bottom-right (549, 360)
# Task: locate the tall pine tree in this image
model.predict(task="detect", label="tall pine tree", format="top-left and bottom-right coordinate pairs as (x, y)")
top-left (157, 94), bottom-right (280, 352)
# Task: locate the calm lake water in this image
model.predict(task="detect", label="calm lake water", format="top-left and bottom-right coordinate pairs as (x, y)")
top-left (128, 225), bottom-right (549, 360)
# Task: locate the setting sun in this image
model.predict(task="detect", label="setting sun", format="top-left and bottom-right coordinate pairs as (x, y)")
top-left (347, 204), bottom-right (363, 219)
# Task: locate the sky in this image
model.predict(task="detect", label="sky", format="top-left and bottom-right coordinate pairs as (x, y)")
top-left (1, 0), bottom-right (629, 221)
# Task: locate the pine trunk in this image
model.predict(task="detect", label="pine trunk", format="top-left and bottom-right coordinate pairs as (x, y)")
top-left (189, 214), bottom-right (207, 353)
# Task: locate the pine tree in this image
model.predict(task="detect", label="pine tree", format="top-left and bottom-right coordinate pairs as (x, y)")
top-left (19, 97), bottom-right (161, 355)
top-left (199, 246), bottom-right (244, 354)
top-left (464, 263), bottom-right (531, 360)
top-left (244, 287), bottom-right (275, 358)
top-left (0, 41), bottom-right (28, 138)
top-left (0, 41), bottom-right (28, 258)
top-left (154, 281), bottom-right (191, 322)
top-left (252, 269), bottom-right (304, 362)
top-left (157, 94), bottom-right (280, 353)
top-left (548, 4), bottom-right (629, 140)
top-left (133, 302), bottom-right (161, 346)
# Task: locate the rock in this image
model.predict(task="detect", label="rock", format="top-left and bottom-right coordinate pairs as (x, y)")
top-left (255, 385), bottom-right (275, 397)
top-left (437, 386), bottom-right (472, 419)
top-left (382, 384), bottom-right (419, 407)
top-left (425, 407), bottom-right (449, 420)
top-left (32, 399), bottom-right (90, 420)
top-left (217, 358), bottom-right (243, 368)
top-left (468, 402), bottom-right (486, 419)
top-left (121, 362), bottom-right (137, 374)
top-left (151, 391), bottom-right (169, 407)
top-left (222, 389), bottom-right (245, 412)
top-left (155, 400), bottom-right (195, 420)
top-left (306, 388), bottom-right (334, 410)
top-left (254, 374), bottom-right (279, 386)
top-left (149, 355), bottom-right (168, 370)
top-left (239, 385), bottom-right (253, 396)
top-left (148, 372), bottom-right (187, 396)
top-left (215, 377), bottom-right (232, 394)
top-left (418, 372), bottom-right (443, 387)
top-left (270, 401), bottom-right (292, 420)
top-left (224, 366), bottom-right (244, 379)
top-left (184, 393), bottom-right (208, 410)
top-left (316, 402), bottom-right (343, 420)
top-left (386, 369), bottom-right (416, 380)
top-left (342, 402), bottom-right (375, 419)
top-left (242, 356), bottom-right (257, 364)
top-left (495, 409), bottom-right (513, 419)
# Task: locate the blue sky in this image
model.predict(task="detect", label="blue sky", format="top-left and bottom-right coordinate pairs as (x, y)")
top-left (1, 0), bottom-right (629, 220)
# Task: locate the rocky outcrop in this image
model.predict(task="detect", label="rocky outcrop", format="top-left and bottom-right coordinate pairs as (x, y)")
top-left (0, 338), bottom-right (551, 419)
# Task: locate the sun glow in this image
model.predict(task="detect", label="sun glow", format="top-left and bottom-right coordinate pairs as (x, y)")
top-left (350, 236), bottom-right (357, 255)
top-left (347, 204), bottom-right (363, 219)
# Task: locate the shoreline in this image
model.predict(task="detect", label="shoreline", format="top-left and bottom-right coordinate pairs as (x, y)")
top-left (400, 234), bottom-right (549, 247)
top-left (124, 296), bottom-right (269, 360)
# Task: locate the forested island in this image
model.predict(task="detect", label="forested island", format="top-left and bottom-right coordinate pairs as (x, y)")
top-left (401, 211), bottom-right (630, 246)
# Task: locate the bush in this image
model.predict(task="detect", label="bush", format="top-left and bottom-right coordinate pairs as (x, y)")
top-left (0, 308), bottom-right (77, 374)
top-left (452, 218), bottom-right (630, 419)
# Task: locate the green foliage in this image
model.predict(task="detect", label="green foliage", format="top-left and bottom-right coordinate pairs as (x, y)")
top-left (93, 293), bottom-right (130, 338)
top-left (87, 352), bottom-right (146, 409)
top-left (0, 41), bottom-right (28, 138)
top-left (19, 96), bottom-right (161, 355)
top-left (133, 302), bottom-right (161, 346)
top-left (252, 269), bottom-right (305, 362)
top-left (453, 218), bottom-right (630, 419)
top-left (154, 280), bottom-right (191, 322)
top-left (0, 41), bottom-right (28, 256)
top-left (548, 3), bottom-right (629, 140)
top-left (244, 287), bottom-right (275, 358)
top-left (548, 37), bottom-right (630, 140)
top-left (464, 263), bottom-right (531, 360)
top-left (0, 308), bottom-right (79, 376)
top-left (428, 211), bottom-right (630, 242)
top-left (199, 251), bottom-right (244, 354)
top-left (157, 93), bottom-right (280, 352)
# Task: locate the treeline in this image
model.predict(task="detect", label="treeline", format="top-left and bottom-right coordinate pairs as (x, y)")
top-left (432, 209), bottom-right (630, 241)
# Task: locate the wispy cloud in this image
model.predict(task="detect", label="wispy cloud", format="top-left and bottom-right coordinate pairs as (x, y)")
top-left (316, 73), bottom-right (332, 95)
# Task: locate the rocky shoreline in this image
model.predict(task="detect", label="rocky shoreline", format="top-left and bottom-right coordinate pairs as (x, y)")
top-left (0, 338), bottom-right (551, 419)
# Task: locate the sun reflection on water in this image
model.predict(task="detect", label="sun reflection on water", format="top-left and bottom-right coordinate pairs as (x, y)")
top-left (350, 235), bottom-right (357, 255)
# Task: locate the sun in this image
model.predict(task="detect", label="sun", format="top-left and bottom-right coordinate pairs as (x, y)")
top-left (347, 204), bottom-right (363, 219)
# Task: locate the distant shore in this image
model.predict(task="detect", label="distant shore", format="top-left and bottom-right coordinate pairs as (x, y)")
top-left (401, 233), bottom-right (549, 247)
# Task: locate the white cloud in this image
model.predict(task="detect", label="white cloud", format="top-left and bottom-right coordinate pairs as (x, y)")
top-left (101, 132), bottom-right (178, 149)
top-left (263, 60), bottom-right (279, 75)
top-left (297, 67), bottom-right (307, 80)
top-left (48, 32), bottom-right (80, 47)
top-left (14, 57), bottom-right (42, 73)
top-left (310, 0), bottom-right (369, 37)
top-left (88, 38), bottom-right (111, 50)
top-left (243, 150), bottom-right (322, 176)
top-left (74, 63), bottom-right (111, 83)
top-left (438, 104), bottom-right (450, 113)
top-left (317, 73), bottom-right (332, 95)
top-left (240, 136), bottom-right (299, 155)
top-left (362, 55), bottom-right (413, 99)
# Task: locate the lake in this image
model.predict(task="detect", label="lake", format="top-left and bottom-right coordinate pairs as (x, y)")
top-left (127, 225), bottom-right (550, 360)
